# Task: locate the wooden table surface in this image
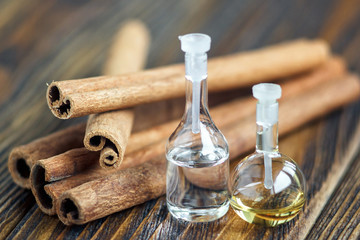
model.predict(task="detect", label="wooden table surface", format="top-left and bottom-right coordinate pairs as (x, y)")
top-left (1, 0), bottom-right (360, 239)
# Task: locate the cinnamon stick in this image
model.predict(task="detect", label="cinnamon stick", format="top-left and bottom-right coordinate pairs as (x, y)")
top-left (84, 20), bottom-right (150, 169)
top-left (10, 57), bottom-right (344, 189)
top-left (30, 148), bottom-right (100, 214)
top-left (30, 58), bottom-right (346, 215)
top-left (30, 20), bottom-right (150, 214)
top-left (32, 142), bottom-right (162, 216)
top-left (8, 122), bottom-right (86, 188)
top-left (56, 74), bottom-right (360, 225)
top-left (127, 57), bottom-right (345, 153)
top-left (31, 139), bottom-right (166, 216)
top-left (47, 39), bottom-right (329, 119)
top-left (57, 156), bottom-right (165, 225)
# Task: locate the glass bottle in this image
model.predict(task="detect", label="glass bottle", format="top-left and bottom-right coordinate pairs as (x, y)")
top-left (166, 33), bottom-right (230, 222)
top-left (230, 83), bottom-right (307, 227)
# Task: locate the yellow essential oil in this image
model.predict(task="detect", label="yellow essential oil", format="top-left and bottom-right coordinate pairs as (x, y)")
top-left (230, 189), bottom-right (305, 227)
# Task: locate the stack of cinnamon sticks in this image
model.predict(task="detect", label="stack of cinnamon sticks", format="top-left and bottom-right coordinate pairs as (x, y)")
top-left (8, 20), bottom-right (360, 225)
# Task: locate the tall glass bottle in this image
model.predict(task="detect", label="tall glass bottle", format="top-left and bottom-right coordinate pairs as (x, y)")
top-left (230, 83), bottom-right (307, 227)
top-left (166, 33), bottom-right (230, 222)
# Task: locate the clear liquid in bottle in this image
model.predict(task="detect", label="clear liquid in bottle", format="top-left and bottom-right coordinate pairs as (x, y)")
top-left (166, 147), bottom-right (229, 222)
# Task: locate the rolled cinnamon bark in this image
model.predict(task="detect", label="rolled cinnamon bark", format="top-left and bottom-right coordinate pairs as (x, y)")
top-left (57, 156), bottom-right (165, 225)
top-left (26, 60), bottom-right (349, 216)
top-left (30, 20), bottom-right (149, 215)
top-left (56, 74), bottom-right (360, 225)
top-left (8, 122), bottom-right (86, 188)
top-left (31, 141), bottom-right (164, 216)
top-left (84, 109), bottom-right (134, 169)
top-left (30, 148), bottom-right (100, 214)
top-left (47, 39), bottom-right (329, 119)
top-left (84, 20), bottom-right (150, 169)
top-left (30, 20), bottom-right (150, 214)
top-left (7, 25), bottom-right (151, 186)
top-left (126, 57), bottom-right (345, 153)
top-left (44, 167), bottom-right (110, 212)
top-left (9, 57), bottom-right (344, 189)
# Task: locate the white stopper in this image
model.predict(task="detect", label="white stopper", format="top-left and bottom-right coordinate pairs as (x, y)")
top-left (253, 83), bottom-right (282, 125)
top-left (252, 83), bottom-right (281, 103)
top-left (179, 33), bottom-right (211, 53)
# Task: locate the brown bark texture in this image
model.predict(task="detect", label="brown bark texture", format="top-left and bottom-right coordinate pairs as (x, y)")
top-left (126, 57), bottom-right (345, 152)
top-left (47, 39), bottom-right (329, 119)
top-left (21, 58), bottom-right (345, 214)
top-left (8, 122), bottom-right (86, 188)
top-left (40, 57), bottom-right (345, 196)
top-left (29, 20), bottom-right (150, 215)
top-left (56, 73), bottom-right (360, 225)
top-left (57, 156), bottom-right (165, 225)
top-left (30, 148), bottom-right (100, 215)
top-left (8, 56), bottom-right (343, 190)
top-left (84, 20), bottom-right (150, 169)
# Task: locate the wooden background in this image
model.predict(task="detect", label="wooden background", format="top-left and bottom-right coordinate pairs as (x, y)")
top-left (0, 0), bottom-right (360, 239)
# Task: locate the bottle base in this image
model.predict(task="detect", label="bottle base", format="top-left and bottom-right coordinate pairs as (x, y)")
top-left (230, 197), bottom-right (305, 227)
top-left (167, 201), bottom-right (229, 222)
top-left (231, 208), bottom-right (300, 227)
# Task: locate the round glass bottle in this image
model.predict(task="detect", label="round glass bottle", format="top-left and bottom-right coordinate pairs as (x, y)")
top-left (230, 83), bottom-right (307, 227)
top-left (166, 34), bottom-right (230, 222)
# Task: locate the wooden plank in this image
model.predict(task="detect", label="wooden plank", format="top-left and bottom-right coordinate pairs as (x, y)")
top-left (12, 209), bottom-right (59, 240)
top-left (306, 153), bottom-right (360, 240)
top-left (90, 199), bottom-right (159, 240)
top-left (0, 187), bottom-right (34, 238)
top-left (0, 0), bottom-right (360, 239)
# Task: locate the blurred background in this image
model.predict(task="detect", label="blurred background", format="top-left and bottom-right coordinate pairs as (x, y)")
top-left (1, 0), bottom-right (360, 137)
top-left (1, 0), bottom-right (360, 239)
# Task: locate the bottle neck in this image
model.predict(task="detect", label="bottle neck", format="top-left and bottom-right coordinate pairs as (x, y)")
top-left (183, 52), bottom-right (208, 133)
top-left (185, 52), bottom-right (207, 80)
top-left (255, 102), bottom-right (279, 152)
top-left (184, 78), bottom-right (208, 110)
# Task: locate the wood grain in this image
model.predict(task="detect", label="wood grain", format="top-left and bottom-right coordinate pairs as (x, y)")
top-left (306, 153), bottom-right (360, 240)
top-left (1, 0), bottom-right (360, 239)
